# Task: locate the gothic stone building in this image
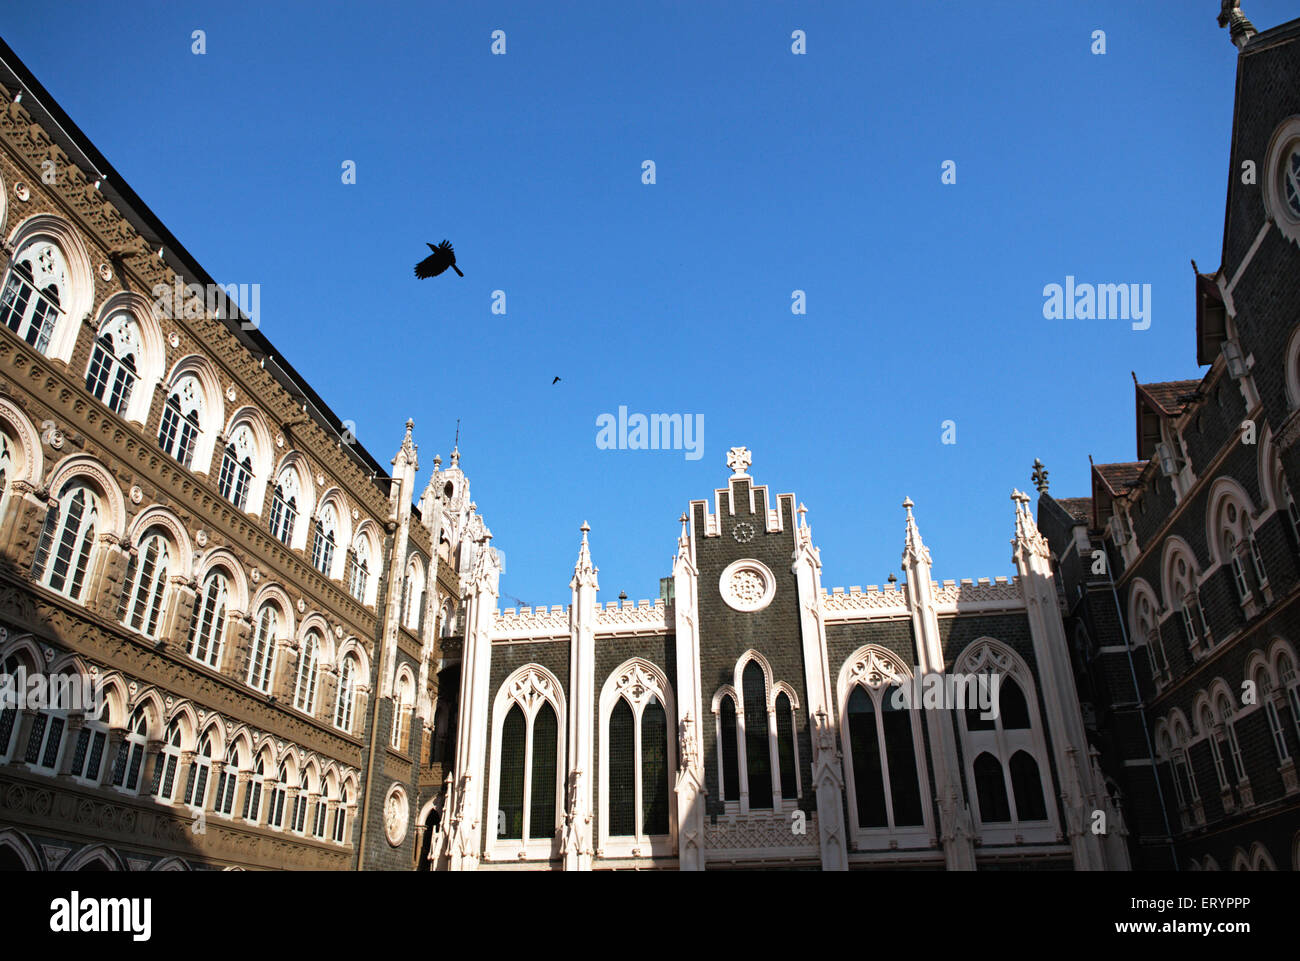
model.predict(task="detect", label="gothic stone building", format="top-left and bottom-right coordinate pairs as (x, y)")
top-left (1037, 10), bottom-right (1300, 872)
top-left (428, 447), bottom-right (1128, 871)
top-left (0, 36), bottom-right (469, 871)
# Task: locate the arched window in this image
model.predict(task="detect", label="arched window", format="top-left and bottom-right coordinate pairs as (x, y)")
top-left (600, 660), bottom-right (673, 848)
top-left (955, 641), bottom-right (1055, 840)
top-left (267, 763), bottom-right (289, 829)
top-left (183, 732), bottom-right (214, 808)
top-left (119, 531), bottom-right (171, 638)
top-left (334, 653), bottom-right (357, 732)
top-left (153, 720), bottom-right (184, 801)
top-left (290, 772), bottom-right (309, 833)
top-left (188, 571), bottom-right (229, 668)
top-left (1216, 692), bottom-right (1248, 784)
top-left (741, 660), bottom-right (773, 810)
top-left (1131, 585), bottom-right (1169, 678)
top-left (347, 539), bottom-right (371, 602)
top-left (0, 655), bottom-right (18, 760)
top-left (70, 711), bottom-right (109, 784)
top-left (1280, 652), bottom-right (1300, 745)
top-left (246, 604), bottom-right (279, 693)
top-left (718, 694), bottom-right (740, 802)
top-left (111, 708), bottom-right (149, 791)
top-left (1256, 667), bottom-right (1290, 763)
top-left (218, 426), bottom-right (255, 511)
top-left (311, 504), bottom-right (337, 576)
top-left (213, 743), bottom-right (240, 816)
top-left (0, 431), bottom-right (13, 498)
top-left (392, 670), bottom-right (414, 750)
top-left (1169, 717), bottom-right (1200, 811)
top-left (1167, 546), bottom-right (1210, 648)
top-left (490, 668), bottom-right (562, 854)
top-left (838, 647), bottom-right (930, 844)
top-left (333, 787), bottom-right (350, 843)
top-left (32, 480), bottom-right (99, 602)
top-left (0, 242), bottom-right (66, 354)
top-left (269, 469), bottom-right (300, 546)
top-left (438, 599), bottom-right (455, 638)
top-left (775, 691), bottom-right (798, 800)
top-left (242, 756), bottom-right (266, 822)
top-left (23, 674), bottom-right (69, 771)
top-left (402, 558), bottom-right (425, 630)
top-left (294, 632), bottom-right (321, 714)
top-left (158, 376), bottom-right (203, 468)
top-left (312, 780), bottom-right (329, 838)
top-left (85, 312), bottom-right (139, 416)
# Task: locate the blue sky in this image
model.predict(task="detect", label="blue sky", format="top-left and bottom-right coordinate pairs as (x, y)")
top-left (5, 1), bottom-right (1291, 608)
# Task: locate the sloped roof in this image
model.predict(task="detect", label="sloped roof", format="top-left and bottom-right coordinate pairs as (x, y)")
top-left (1138, 380), bottom-right (1202, 417)
top-left (1093, 462), bottom-right (1147, 497)
top-left (1054, 497), bottom-right (1093, 525)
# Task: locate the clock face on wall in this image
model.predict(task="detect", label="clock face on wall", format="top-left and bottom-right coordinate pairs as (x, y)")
top-left (1287, 146), bottom-right (1300, 219)
top-left (732, 521), bottom-right (756, 544)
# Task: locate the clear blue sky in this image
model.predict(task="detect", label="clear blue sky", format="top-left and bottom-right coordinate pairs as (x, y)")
top-left (5, 1), bottom-right (1291, 608)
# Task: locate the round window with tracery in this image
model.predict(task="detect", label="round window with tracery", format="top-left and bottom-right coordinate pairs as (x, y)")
top-left (719, 558), bottom-right (776, 613)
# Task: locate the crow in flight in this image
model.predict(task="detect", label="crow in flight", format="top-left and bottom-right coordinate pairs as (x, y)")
top-left (552, 376), bottom-right (561, 384)
top-left (415, 240), bottom-right (464, 279)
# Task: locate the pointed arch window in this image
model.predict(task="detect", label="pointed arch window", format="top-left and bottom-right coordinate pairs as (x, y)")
top-left (214, 743), bottom-right (239, 816)
top-left (119, 531), bottom-right (171, 638)
top-left (267, 763), bottom-right (289, 829)
top-left (269, 470), bottom-right (300, 545)
top-left (954, 641), bottom-right (1056, 842)
top-left (153, 720), bottom-right (184, 801)
top-left (1256, 668), bottom-right (1290, 763)
top-left (333, 787), bottom-right (350, 843)
top-left (347, 540), bottom-right (371, 602)
top-left (1279, 653), bottom-right (1300, 746)
top-left (111, 708), bottom-right (149, 791)
top-left (334, 653), bottom-right (357, 732)
top-left (85, 312), bottom-right (139, 416)
top-left (158, 376), bottom-right (203, 468)
top-left (23, 678), bottom-right (68, 771)
top-left (600, 661), bottom-right (674, 850)
top-left (741, 661), bottom-right (773, 810)
top-left (183, 732), bottom-right (214, 808)
top-left (0, 243), bottom-right (66, 354)
top-left (1132, 588), bottom-right (1168, 679)
top-left (188, 571), bottom-right (229, 668)
top-left (70, 714), bottom-right (109, 784)
top-left (718, 693), bottom-right (740, 802)
top-left (33, 480), bottom-right (99, 602)
top-left (837, 647), bottom-right (930, 845)
top-left (489, 668), bottom-right (563, 856)
top-left (0, 656), bottom-right (22, 760)
top-left (312, 782), bottom-right (329, 838)
top-left (243, 756), bottom-right (266, 822)
top-left (1216, 693), bottom-right (1248, 785)
top-left (246, 605), bottom-right (279, 692)
top-left (290, 773), bottom-right (309, 834)
top-left (218, 425), bottom-right (255, 511)
top-left (775, 691), bottom-right (798, 800)
top-left (311, 504), bottom-right (337, 576)
top-left (294, 631), bottom-right (321, 714)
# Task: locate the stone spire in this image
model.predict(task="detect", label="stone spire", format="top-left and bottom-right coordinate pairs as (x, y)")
top-left (901, 496), bottom-right (931, 568)
top-left (1011, 489), bottom-right (1050, 563)
top-left (571, 521), bottom-right (599, 590)
top-left (1218, 1), bottom-right (1257, 50)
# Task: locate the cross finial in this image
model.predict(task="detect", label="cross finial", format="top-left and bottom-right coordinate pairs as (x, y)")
top-left (726, 446), bottom-right (752, 475)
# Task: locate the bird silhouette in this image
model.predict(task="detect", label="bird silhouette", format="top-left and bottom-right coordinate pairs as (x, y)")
top-left (415, 240), bottom-right (464, 279)
top-left (552, 376), bottom-right (561, 384)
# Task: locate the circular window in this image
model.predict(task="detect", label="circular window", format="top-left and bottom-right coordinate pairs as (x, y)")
top-left (719, 558), bottom-right (776, 613)
top-left (1264, 117), bottom-right (1300, 245)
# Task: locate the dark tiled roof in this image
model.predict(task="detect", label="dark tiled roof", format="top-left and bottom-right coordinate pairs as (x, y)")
top-left (1139, 380), bottom-right (1202, 416)
top-left (1094, 462), bottom-right (1147, 496)
top-left (1054, 497), bottom-right (1093, 525)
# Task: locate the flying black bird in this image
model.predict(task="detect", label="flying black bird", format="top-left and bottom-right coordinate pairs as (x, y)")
top-left (415, 240), bottom-right (464, 279)
top-left (552, 376), bottom-right (561, 384)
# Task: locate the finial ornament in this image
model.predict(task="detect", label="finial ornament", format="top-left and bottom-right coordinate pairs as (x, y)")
top-left (1032, 458), bottom-right (1049, 494)
top-left (726, 446), bottom-right (752, 475)
top-left (1218, 2), bottom-right (1257, 49)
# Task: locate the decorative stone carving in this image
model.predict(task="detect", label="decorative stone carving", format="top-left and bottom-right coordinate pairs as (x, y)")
top-left (718, 558), bottom-right (776, 613)
top-left (384, 783), bottom-right (409, 846)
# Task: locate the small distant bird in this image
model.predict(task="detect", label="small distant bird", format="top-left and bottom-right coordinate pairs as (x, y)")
top-left (552, 376), bottom-right (561, 384)
top-left (415, 240), bottom-right (464, 279)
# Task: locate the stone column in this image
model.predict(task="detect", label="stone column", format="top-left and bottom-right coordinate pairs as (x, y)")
top-left (563, 523), bottom-right (597, 871)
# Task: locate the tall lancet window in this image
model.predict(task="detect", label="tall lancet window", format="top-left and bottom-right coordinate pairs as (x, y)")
top-left (600, 659), bottom-right (674, 851)
top-left (489, 666), bottom-right (564, 857)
